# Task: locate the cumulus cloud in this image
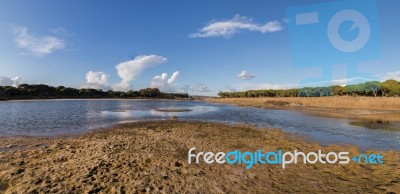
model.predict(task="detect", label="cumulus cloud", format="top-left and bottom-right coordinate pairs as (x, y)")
top-left (167, 71), bottom-right (180, 85)
top-left (237, 70), bottom-right (255, 80)
top-left (81, 71), bottom-right (110, 90)
top-left (381, 71), bottom-right (400, 81)
top-left (13, 26), bottom-right (65, 56)
top-left (112, 55), bottom-right (167, 91)
top-left (0, 76), bottom-right (21, 87)
top-left (190, 14), bottom-right (283, 38)
top-left (150, 71), bottom-right (180, 92)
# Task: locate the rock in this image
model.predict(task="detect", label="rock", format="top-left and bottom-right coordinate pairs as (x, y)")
top-left (17, 160), bottom-right (25, 166)
top-left (34, 178), bottom-right (43, 185)
top-left (174, 161), bottom-right (182, 167)
top-left (162, 174), bottom-right (169, 180)
top-left (11, 168), bottom-right (25, 175)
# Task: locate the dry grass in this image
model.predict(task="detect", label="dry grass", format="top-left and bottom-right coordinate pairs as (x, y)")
top-left (207, 97), bottom-right (400, 110)
top-left (206, 97), bottom-right (400, 121)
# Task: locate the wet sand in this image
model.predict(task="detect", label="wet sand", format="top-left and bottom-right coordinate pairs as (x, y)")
top-left (0, 121), bottom-right (399, 193)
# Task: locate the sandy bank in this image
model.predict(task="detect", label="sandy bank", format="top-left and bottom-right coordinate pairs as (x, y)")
top-left (0, 121), bottom-right (399, 193)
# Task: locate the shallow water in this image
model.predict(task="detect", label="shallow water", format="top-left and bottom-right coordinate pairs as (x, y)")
top-left (0, 99), bottom-right (399, 151)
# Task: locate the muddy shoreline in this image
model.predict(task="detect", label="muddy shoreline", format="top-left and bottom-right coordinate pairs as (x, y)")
top-left (0, 121), bottom-right (399, 193)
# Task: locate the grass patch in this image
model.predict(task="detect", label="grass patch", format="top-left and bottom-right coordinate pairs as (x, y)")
top-left (207, 97), bottom-right (400, 110)
top-left (350, 120), bottom-right (400, 131)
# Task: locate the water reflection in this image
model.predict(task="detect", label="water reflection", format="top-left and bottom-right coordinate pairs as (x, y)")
top-left (0, 99), bottom-right (399, 151)
top-left (99, 105), bottom-right (218, 119)
top-left (150, 106), bottom-right (218, 117)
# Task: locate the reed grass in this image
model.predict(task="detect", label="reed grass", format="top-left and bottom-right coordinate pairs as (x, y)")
top-left (207, 96), bottom-right (400, 110)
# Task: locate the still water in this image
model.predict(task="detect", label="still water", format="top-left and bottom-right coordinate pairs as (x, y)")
top-left (0, 99), bottom-right (399, 151)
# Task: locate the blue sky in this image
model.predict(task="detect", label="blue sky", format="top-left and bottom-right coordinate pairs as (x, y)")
top-left (0, 0), bottom-right (399, 95)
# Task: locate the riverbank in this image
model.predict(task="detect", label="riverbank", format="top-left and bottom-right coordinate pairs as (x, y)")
top-left (0, 121), bottom-right (398, 193)
top-left (205, 97), bottom-right (400, 122)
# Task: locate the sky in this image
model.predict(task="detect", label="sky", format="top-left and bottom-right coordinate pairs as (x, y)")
top-left (0, 0), bottom-right (399, 96)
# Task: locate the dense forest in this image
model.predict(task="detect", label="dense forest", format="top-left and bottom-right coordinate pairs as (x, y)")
top-left (0, 84), bottom-right (189, 100)
top-left (218, 80), bottom-right (400, 98)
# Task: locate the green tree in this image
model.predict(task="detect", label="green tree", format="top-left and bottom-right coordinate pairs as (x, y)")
top-left (382, 80), bottom-right (400, 97)
top-left (139, 88), bottom-right (161, 97)
top-left (332, 85), bottom-right (346, 96)
top-left (346, 83), bottom-right (366, 97)
top-left (365, 81), bottom-right (381, 97)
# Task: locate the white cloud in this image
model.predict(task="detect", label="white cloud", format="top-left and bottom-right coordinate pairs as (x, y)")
top-left (192, 83), bottom-right (210, 92)
top-left (86, 71), bottom-right (109, 85)
top-left (222, 86), bottom-right (237, 92)
top-left (381, 71), bottom-right (400, 81)
top-left (179, 85), bottom-right (191, 93)
top-left (0, 76), bottom-right (21, 87)
top-left (180, 83), bottom-right (210, 93)
top-left (150, 73), bottom-right (168, 89)
top-left (81, 71), bottom-right (110, 90)
top-left (167, 71), bottom-right (180, 85)
top-left (329, 77), bottom-right (372, 87)
top-left (232, 83), bottom-right (297, 91)
top-left (150, 71), bottom-right (180, 92)
top-left (237, 70), bottom-right (255, 80)
top-left (13, 26), bottom-right (65, 56)
top-left (190, 14), bottom-right (283, 38)
top-left (112, 55), bottom-right (167, 91)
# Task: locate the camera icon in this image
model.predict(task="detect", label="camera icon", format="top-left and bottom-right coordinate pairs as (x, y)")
top-left (286, 0), bottom-right (381, 68)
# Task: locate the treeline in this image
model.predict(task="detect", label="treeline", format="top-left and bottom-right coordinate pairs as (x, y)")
top-left (218, 80), bottom-right (400, 98)
top-left (0, 84), bottom-right (189, 100)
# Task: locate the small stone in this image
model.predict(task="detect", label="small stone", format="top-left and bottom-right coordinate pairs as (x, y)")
top-left (12, 168), bottom-right (25, 175)
top-left (34, 178), bottom-right (43, 185)
top-left (162, 175), bottom-right (169, 180)
top-left (174, 161), bottom-right (182, 167)
top-left (17, 161), bottom-right (25, 166)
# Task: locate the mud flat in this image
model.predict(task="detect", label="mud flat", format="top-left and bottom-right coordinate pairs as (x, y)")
top-left (0, 121), bottom-right (399, 193)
